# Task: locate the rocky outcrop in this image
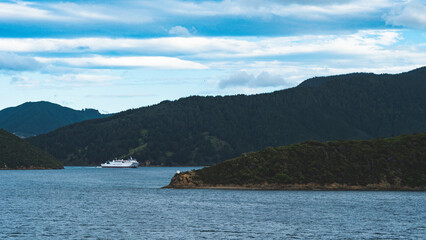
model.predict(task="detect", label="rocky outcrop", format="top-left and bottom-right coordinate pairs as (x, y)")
top-left (163, 171), bottom-right (203, 188)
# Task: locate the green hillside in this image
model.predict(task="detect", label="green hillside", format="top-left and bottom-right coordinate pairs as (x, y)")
top-left (29, 67), bottom-right (426, 166)
top-left (165, 132), bottom-right (426, 190)
top-left (0, 129), bottom-right (63, 169)
top-left (0, 101), bottom-right (109, 137)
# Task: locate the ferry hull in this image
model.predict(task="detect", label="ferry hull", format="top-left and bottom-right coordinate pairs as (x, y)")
top-left (101, 165), bottom-right (138, 168)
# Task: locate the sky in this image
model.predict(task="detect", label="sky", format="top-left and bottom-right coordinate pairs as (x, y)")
top-left (0, 0), bottom-right (425, 113)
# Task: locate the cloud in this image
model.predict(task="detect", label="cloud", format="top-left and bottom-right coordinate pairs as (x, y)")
top-left (213, 63), bottom-right (425, 97)
top-left (169, 26), bottom-right (192, 36)
top-left (1, 29), bottom-right (424, 77)
top-left (0, 52), bottom-right (43, 71)
top-left (85, 93), bottom-right (156, 99)
top-left (0, 0), bottom-right (393, 24)
top-left (161, 0), bottom-right (392, 19)
top-left (9, 72), bottom-right (122, 88)
top-left (0, 1), bottom-right (53, 20)
top-left (51, 74), bottom-right (121, 84)
top-left (0, 30), bottom-right (424, 94)
top-left (49, 2), bottom-right (117, 21)
top-left (10, 76), bottom-right (28, 84)
top-left (9, 75), bottom-right (41, 87)
top-left (0, 30), bottom-right (403, 57)
top-left (385, 0), bottom-right (426, 29)
top-left (0, 1), bottom-right (151, 23)
top-left (47, 2), bottom-right (152, 23)
top-left (36, 56), bottom-right (208, 70)
top-left (219, 71), bottom-right (288, 88)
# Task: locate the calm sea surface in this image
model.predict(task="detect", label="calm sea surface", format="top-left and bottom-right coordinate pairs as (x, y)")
top-left (1, 167), bottom-right (425, 239)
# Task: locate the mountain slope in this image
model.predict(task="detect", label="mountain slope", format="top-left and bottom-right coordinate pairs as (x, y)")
top-left (29, 67), bottom-right (426, 166)
top-left (165, 132), bottom-right (426, 190)
top-left (0, 101), bottom-right (110, 137)
top-left (0, 129), bottom-right (63, 169)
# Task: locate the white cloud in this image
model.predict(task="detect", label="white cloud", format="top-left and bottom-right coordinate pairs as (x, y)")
top-left (219, 71), bottom-right (288, 88)
top-left (35, 56), bottom-right (208, 70)
top-left (51, 74), bottom-right (121, 83)
top-left (385, 0), bottom-right (426, 29)
top-left (9, 73), bottom-right (122, 88)
top-left (0, 1), bottom-right (151, 23)
top-left (48, 2), bottom-right (152, 23)
top-left (0, 29), bottom-right (424, 94)
top-left (0, 52), bottom-right (43, 71)
top-left (169, 26), bottom-right (191, 36)
top-left (47, 2), bottom-right (116, 21)
top-left (209, 58), bottom-right (426, 91)
top-left (0, 30), bottom-right (403, 57)
top-left (199, 30), bottom-right (404, 59)
top-left (85, 93), bottom-right (155, 98)
top-left (10, 75), bottom-right (39, 87)
top-left (0, 37), bottom-right (244, 54)
top-left (0, 0), bottom-right (394, 23)
top-left (161, 0), bottom-right (393, 19)
top-left (0, 1), bottom-right (53, 20)
top-left (0, 29), bottom-right (424, 75)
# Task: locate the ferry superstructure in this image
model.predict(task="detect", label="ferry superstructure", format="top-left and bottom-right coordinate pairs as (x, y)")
top-left (101, 157), bottom-right (139, 168)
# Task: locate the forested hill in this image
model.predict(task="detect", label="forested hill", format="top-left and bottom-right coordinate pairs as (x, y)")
top-left (29, 67), bottom-right (426, 166)
top-left (0, 129), bottom-right (63, 169)
top-left (0, 101), bottom-right (110, 137)
top-left (165, 132), bottom-right (426, 190)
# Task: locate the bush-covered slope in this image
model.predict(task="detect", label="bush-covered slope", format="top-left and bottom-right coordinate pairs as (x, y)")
top-left (165, 132), bottom-right (426, 189)
top-left (0, 129), bottom-right (63, 169)
top-left (0, 101), bottom-right (109, 137)
top-left (29, 67), bottom-right (426, 166)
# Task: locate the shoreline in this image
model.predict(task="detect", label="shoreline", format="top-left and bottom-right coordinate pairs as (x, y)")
top-left (163, 183), bottom-right (425, 191)
top-left (0, 166), bottom-right (64, 170)
top-left (163, 172), bottom-right (425, 191)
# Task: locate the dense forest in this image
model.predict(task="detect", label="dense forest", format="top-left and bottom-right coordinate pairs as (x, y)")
top-left (0, 129), bottom-right (63, 169)
top-left (166, 132), bottom-right (426, 189)
top-left (29, 67), bottom-right (426, 166)
top-left (0, 101), bottom-right (109, 137)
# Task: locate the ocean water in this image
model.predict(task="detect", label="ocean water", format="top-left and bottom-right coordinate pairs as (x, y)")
top-left (1, 167), bottom-right (425, 239)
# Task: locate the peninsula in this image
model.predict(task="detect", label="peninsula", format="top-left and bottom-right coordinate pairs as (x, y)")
top-left (164, 132), bottom-right (426, 190)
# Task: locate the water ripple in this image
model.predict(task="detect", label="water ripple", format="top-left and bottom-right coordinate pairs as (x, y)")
top-left (1, 167), bottom-right (425, 239)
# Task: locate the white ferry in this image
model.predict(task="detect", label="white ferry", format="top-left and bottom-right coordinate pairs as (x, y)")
top-left (101, 157), bottom-right (139, 168)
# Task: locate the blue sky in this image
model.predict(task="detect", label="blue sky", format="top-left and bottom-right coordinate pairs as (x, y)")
top-left (0, 0), bottom-right (425, 113)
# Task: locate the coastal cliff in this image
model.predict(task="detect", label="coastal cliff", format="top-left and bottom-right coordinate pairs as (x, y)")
top-left (164, 132), bottom-right (426, 190)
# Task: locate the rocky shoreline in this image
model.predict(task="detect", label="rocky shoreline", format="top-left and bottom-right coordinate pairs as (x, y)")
top-left (163, 171), bottom-right (425, 191)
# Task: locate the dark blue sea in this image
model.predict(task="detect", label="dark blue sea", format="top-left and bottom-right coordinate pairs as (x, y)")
top-left (1, 167), bottom-right (425, 239)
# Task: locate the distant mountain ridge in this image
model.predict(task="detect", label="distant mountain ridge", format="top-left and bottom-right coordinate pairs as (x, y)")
top-left (29, 67), bottom-right (426, 166)
top-left (0, 101), bottom-right (111, 137)
top-left (0, 129), bottom-right (63, 169)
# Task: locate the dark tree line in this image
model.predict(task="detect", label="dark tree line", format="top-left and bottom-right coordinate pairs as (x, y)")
top-left (194, 132), bottom-right (426, 187)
